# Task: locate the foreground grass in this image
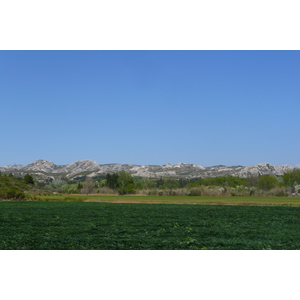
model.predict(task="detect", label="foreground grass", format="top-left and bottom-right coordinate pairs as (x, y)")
top-left (1, 201), bottom-right (300, 249)
top-left (39, 194), bottom-right (300, 207)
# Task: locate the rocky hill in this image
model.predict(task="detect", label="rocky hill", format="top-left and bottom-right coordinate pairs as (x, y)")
top-left (0, 159), bottom-right (295, 180)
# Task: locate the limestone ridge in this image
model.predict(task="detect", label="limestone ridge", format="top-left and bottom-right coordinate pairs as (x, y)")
top-left (236, 163), bottom-right (293, 177)
top-left (0, 159), bottom-right (295, 180)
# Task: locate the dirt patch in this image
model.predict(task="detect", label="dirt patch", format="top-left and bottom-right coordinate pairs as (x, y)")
top-left (84, 199), bottom-right (168, 203)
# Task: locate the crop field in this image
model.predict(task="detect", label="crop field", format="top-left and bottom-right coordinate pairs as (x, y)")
top-left (1, 200), bottom-right (300, 249)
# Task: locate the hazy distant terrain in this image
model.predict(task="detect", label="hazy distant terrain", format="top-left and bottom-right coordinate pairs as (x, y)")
top-left (0, 159), bottom-right (294, 180)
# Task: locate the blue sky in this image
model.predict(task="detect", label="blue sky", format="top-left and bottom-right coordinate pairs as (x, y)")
top-left (1, 50), bottom-right (299, 167)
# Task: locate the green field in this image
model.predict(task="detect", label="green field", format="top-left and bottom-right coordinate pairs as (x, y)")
top-left (1, 200), bottom-right (300, 249)
top-left (40, 194), bottom-right (300, 206)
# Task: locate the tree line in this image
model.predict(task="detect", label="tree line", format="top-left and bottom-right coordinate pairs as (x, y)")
top-left (41, 168), bottom-right (300, 196)
top-left (3, 168), bottom-right (299, 198)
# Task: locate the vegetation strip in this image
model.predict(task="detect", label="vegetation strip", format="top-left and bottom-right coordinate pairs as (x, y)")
top-left (1, 168), bottom-right (300, 202)
top-left (37, 195), bottom-right (300, 207)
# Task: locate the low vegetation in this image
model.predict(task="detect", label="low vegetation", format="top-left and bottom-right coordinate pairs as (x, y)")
top-left (41, 168), bottom-right (300, 197)
top-left (1, 168), bottom-right (300, 201)
top-left (37, 194), bottom-right (300, 207)
top-left (0, 173), bottom-right (50, 200)
top-left (1, 201), bottom-right (300, 249)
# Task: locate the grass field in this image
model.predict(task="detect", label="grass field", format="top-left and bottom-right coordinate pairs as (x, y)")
top-left (40, 194), bottom-right (300, 206)
top-left (1, 199), bottom-right (300, 250)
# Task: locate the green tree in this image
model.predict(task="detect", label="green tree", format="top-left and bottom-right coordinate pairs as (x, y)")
top-left (133, 178), bottom-right (156, 190)
top-left (257, 175), bottom-right (278, 191)
top-left (144, 179), bottom-right (156, 190)
top-left (282, 168), bottom-right (300, 187)
top-left (164, 178), bottom-right (180, 190)
top-left (106, 173), bottom-right (119, 190)
top-left (134, 181), bottom-right (143, 190)
top-left (24, 174), bottom-right (34, 184)
top-left (97, 179), bottom-right (107, 188)
top-left (117, 171), bottom-right (134, 195)
top-left (246, 176), bottom-right (259, 187)
top-left (156, 178), bottom-right (164, 188)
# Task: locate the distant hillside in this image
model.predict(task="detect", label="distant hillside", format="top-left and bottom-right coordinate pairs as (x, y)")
top-left (0, 159), bottom-right (295, 181)
top-left (0, 173), bottom-right (50, 200)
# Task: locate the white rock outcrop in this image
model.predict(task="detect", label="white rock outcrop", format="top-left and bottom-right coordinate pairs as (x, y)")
top-left (236, 163), bottom-right (294, 177)
top-left (0, 160), bottom-right (295, 180)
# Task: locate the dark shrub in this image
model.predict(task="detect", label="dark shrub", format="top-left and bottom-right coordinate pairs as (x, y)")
top-left (6, 187), bottom-right (25, 199)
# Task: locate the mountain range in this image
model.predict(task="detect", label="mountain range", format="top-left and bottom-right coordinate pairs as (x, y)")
top-left (0, 159), bottom-right (295, 180)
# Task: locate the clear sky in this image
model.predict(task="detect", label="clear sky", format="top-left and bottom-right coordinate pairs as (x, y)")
top-left (1, 50), bottom-right (299, 167)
